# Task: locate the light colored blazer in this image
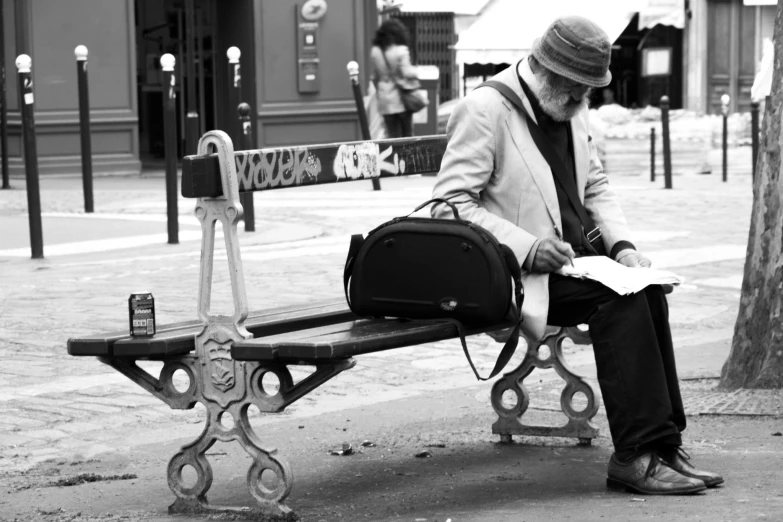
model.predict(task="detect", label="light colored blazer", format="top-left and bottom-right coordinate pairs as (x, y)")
top-left (431, 59), bottom-right (632, 340)
top-left (370, 44), bottom-right (420, 115)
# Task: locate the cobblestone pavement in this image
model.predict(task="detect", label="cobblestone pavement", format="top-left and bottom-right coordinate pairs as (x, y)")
top-left (0, 149), bottom-right (765, 482)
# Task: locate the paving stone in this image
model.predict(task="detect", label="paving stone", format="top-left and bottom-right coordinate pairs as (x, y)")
top-left (65, 403), bottom-right (125, 415)
top-left (13, 405), bottom-right (73, 422)
top-left (58, 421), bottom-right (112, 435)
top-left (21, 428), bottom-right (70, 441)
top-left (0, 434), bottom-right (29, 447)
top-left (16, 396), bottom-right (75, 408)
top-left (0, 416), bottom-right (48, 429)
top-left (80, 395), bottom-right (152, 408)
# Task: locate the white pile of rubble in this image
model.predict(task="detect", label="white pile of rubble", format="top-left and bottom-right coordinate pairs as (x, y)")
top-left (589, 103), bottom-right (756, 148)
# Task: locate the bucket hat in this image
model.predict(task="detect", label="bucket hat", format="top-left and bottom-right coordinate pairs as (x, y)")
top-left (530, 16), bottom-right (612, 88)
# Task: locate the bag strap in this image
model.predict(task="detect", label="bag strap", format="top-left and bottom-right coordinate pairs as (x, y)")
top-left (381, 49), bottom-right (404, 90)
top-left (478, 81), bottom-right (602, 250)
top-left (448, 243), bottom-right (524, 381)
top-left (343, 233), bottom-right (364, 309)
top-left (443, 318), bottom-right (522, 381)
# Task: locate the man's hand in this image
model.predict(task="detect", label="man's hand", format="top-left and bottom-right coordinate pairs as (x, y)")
top-left (533, 238), bottom-right (575, 272)
top-left (616, 250), bottom-right (652, 268)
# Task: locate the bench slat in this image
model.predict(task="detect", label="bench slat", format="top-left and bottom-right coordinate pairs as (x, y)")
top-left (66, 318), bottom-right (206, 357)
top-left (68, 299), bottom-right (355, 358)
top-left (231, 319), bottom-right (514, 362)
top-left (181, 135), bottom-right (447, 198)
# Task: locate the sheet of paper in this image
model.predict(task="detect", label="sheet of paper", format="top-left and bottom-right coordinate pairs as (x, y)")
top-left (557, 256), bottom-right (683, 295)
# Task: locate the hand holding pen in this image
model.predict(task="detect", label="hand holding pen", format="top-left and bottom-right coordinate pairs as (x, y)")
top-left (531, 227), bottom-right (575, 273)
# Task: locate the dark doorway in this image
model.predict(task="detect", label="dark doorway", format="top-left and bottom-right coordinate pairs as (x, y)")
top-left (591, 14), bottom-right (683, 110)
top-left (134, 0), bottom-right (218, 169)
top-left (462, 63), bottom-right (510, 97)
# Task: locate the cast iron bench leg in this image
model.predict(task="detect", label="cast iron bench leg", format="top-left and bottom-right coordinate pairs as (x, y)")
top-left (101, 349), bottom-right (353, 517)
top-left (166, 320), bottom-right (354, 516)
top-left (491, 326), bottom-right (599, 444)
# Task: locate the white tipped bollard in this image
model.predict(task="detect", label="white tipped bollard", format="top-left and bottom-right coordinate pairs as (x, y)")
top-left (74, 45), bottom-right (88, 61)
top-left (227, 46), bottom-right (241, 64)
top-left (346, 61), bottom-right (359, 81)
top-left (15, 54), bottom-right (32, 74)
top-left (160, 53), bottom-right (176, 72)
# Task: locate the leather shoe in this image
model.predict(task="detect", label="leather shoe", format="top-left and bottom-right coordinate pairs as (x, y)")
top-left (607, 452), bottom-right (707, 495)
top-left (661, 447), bottom-right (724, 487)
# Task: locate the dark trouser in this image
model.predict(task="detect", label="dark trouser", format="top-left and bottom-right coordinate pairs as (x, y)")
top-left (383, 111), bottom-right (413, 138)
top-left (547, 273), bottom-right (685, 453)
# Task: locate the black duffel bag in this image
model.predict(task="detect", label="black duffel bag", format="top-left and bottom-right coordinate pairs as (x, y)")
top-left (343, 198), bottom-right (524, 380)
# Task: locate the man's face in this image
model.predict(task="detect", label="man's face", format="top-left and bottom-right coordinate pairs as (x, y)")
top-left (537, 68), bottom-right (593, 122)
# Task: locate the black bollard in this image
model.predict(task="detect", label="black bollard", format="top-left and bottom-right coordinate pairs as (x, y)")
top-left (75, 46), bottom-right (94, 213)
top-left (184, 0), bottom-right (199, 156)
top-left (721, 94), bottom-right (730, 183)
top-left (650, 127), bottom-right (656, 182)
top-left (161, 54), bottom-right (178, 244)
top-left (238, 102), bottom-right (255, 232)
top-left (347, 61), bottom-right (381, 191)
top-left (660, 96), bottom-right (672, 189)
top-left (16, 54), bottom-right (43, 258)
top-left (751, 100), bottom-right (760, 182)
top-left (0, 1), bottom-right (9, 189)
top-left (185, 112), bottom-right (199, 156)
top-left (226, 46), bottom-right (242, 145)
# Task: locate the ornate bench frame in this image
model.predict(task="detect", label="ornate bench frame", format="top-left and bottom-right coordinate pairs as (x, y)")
top-left (84, 131), bottom-right (599, 518)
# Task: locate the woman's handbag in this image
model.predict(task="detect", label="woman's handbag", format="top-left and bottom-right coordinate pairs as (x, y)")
top-left (343, 199), bottom-right (524, 380)
top-left (399, 88), bottom-right (427, 113)
top-left (382, 50), bottom-right (428, 114)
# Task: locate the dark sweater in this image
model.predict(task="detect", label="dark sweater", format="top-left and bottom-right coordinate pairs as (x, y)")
top-left (517, 74), bottom-right (634, 258)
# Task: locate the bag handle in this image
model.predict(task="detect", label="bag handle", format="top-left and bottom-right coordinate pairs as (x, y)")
top-left (409, 198), bottom-right (461, 221)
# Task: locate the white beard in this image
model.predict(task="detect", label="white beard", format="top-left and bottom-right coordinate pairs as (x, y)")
top-left (537, 81), bottom-right (590, 122)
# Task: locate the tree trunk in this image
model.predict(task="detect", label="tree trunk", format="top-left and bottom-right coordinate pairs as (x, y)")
top-left (720, 4), bottom-right (783, 389)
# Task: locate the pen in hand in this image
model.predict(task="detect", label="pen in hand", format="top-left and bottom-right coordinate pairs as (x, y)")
top-left (553, 225), bottom-right (575, 268)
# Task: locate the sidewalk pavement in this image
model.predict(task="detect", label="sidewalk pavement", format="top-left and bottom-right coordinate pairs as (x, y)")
top-left (0, 146), bottom-right (782, 521)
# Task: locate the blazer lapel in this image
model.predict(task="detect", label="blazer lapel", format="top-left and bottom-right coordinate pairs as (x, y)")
top-left (494, 67), bottom-right (560, 228)
top-left (570, 112), bottom-right (590, 201)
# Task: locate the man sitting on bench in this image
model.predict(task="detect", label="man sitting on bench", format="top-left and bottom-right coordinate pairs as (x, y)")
top-left (431, 15), bottom-right (723, 495)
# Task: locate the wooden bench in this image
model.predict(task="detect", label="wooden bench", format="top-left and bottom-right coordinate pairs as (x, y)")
top-left (67, 130), bottom-right (599, 519)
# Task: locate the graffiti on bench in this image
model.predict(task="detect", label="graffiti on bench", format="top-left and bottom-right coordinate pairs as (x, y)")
top-left (232, 136), bottom-right (447, 192)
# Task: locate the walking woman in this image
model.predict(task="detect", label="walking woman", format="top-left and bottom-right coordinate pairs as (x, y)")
top-left (370, 18), bottom-right (422, 138)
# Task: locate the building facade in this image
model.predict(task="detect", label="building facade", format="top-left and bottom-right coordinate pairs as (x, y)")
top-left (686, 0), bottom-right (776, 114)
top-left (3, 0), bottom-right (378, 176)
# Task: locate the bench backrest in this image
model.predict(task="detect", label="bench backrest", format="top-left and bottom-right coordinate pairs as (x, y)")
top-left (163, 131), bottom-right (447, 420)
top-left (180, 130), bottom-right (447, 331)
top-left (181, 135), bottom-right (447, 198)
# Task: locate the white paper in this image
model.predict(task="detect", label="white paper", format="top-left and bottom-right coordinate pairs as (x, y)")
top-left (557, 256), bottom-right (683, 295)
top-left (24, 93), bottom-right (34, 105)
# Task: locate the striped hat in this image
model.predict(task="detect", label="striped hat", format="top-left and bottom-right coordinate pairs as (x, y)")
top-left (531, 16), bottom-right (612, 88)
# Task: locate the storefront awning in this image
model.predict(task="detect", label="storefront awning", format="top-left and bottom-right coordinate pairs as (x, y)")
top-left (392, 0), bottom-right (491, 15)
top-left (454, 0), bottom-right (644, 65)
top-left (638, 0), bottom-right (685, 30)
